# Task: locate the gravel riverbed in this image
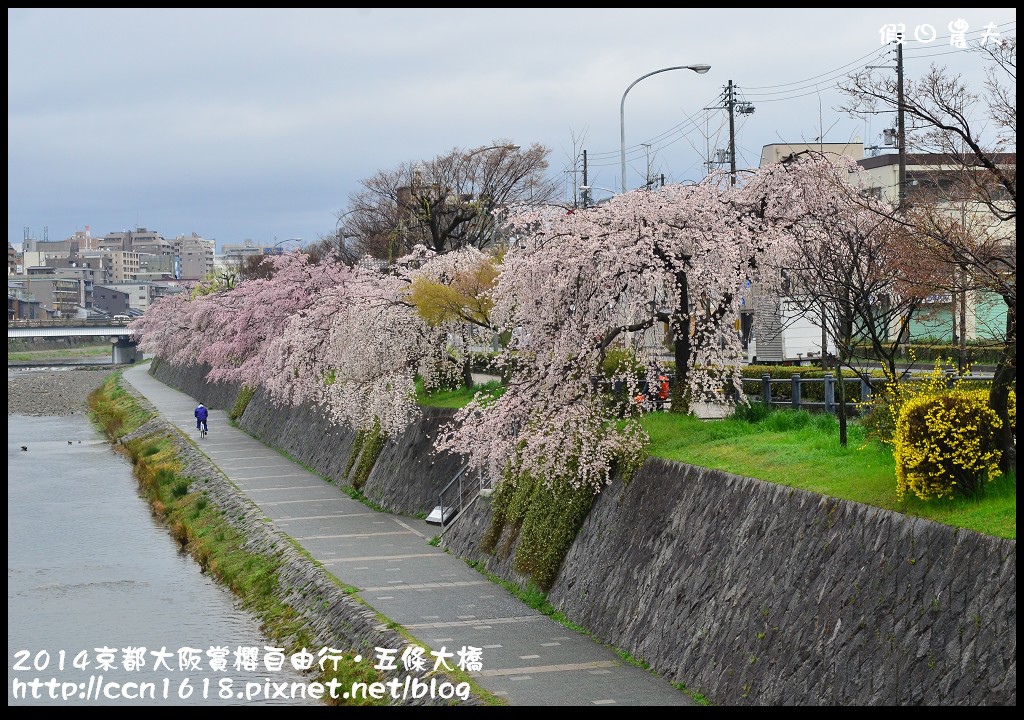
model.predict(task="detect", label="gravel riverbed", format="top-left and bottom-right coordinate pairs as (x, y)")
top-left (8, 366), bottom-right (115, 416)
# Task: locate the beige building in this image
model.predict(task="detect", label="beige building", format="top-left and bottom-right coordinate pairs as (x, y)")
top-left (173, 233), bottom-right (215, 280)
top-left (758, 141), bottom-right (864, 167)
top-left (79, 250), bottom-right (140, 283)
top-left (857, 152), bottom-right (1014, 342)
top-left (99, 282), bottom-right (155, 312)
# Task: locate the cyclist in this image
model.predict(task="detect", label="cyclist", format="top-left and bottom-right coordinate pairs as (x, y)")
top-left (194, 402), bottom-right (209, 434)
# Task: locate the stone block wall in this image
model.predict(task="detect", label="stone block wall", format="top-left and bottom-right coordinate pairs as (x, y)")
top-left (149, 361), bottom-right (462, 517)
top-left (151, 360), bottom-right (1016, 705)
top-left (442, 458), bottom-right (1016, 705)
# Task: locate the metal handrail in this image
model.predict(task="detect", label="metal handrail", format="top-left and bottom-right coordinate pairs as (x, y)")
top-left (437, 462), bottom-right (493, 529)
top-left (437, 463), bottom-right (470, 526)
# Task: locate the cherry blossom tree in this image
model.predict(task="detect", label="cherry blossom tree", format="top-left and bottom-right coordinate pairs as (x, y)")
top-left (779, 152), bottom-right (913, 445)
top-left (258, 261), bottom-right (430, 437)
top-left (196, 251), bottom-right (353, 387)
top-left (135, 154), bottom-right (898, 493)
top-left (255, 246), bottom-right (498, 436)
top-left (131, 289), bottom-right (205, 365)
top-left (134, 251), bottom-right (352, 389)
top-left (433, 157), bottom-right (852, 492)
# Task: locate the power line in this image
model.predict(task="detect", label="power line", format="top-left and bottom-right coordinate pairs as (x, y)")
top-left (579, 27), bottom-right (1016, 185)
top-left (742, 47), bottom-right (888, 90)
top-left (585, 92), bottom-right (722, 161)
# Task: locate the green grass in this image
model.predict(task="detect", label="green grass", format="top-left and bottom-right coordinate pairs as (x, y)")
top-left (639, 409), bottom-right (1015, 540)
top-left (9, 343), bottom-right (112, 361)
top-left (414, 384), bottom-right (1015, 540)
top-left (415, 378), bottom-right (505, 408)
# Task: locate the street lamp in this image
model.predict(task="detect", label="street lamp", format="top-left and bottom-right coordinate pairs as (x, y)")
top-left (270, 236), bottom-right (301, 253)
top-left (466, 143), bottom-right (520, 159)
top-left (329, 208), bottom-right (360, 261)
top-left (620, 64), bottom-right (711, 193)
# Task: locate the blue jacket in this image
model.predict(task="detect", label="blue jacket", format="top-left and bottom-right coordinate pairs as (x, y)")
top-left (195, 405), bottom-right (209, 421)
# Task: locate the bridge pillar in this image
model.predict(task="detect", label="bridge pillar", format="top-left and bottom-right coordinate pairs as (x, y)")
top-left (111, 337), bottom-right (141, 364)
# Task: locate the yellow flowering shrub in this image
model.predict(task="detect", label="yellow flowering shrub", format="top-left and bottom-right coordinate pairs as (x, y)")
top-left (860, 357), bottom-right (969, 447)
top-left (894, 389), bottom-right (1004, 501)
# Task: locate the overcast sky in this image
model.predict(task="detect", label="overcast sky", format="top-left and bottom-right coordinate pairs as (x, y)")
top-left (7, 8), bottom-right (1016, 252)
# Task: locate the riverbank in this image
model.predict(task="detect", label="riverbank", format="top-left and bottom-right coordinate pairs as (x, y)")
top-left (151, 358), bottom-right (1016, 706)
top-left (89, 368), bottom-right (494, 706)
top-left (8, 367), bottom-right (111, 416)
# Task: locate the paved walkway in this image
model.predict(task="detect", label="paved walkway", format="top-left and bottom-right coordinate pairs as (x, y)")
top-left (120, 364), bottom-right (696, 706)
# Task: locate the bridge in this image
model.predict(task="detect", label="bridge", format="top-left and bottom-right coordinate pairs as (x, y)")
top-left (8, 319), bottom-right (141, 363)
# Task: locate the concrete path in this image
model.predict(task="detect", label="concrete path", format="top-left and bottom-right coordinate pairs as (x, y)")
top-left (120, 364), bottom-right (697, 707)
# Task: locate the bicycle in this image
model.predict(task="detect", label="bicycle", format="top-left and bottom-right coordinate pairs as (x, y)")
top-left (195, 403), bottom-right (209, 439)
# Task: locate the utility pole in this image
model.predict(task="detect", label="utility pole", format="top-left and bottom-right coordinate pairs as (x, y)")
top-left (581, 150), bottom-right (590, 208)
top-left (642, 143), bottom-right (653, 189)
top-left (727, 80), bottom-right (736, 187)
top-left (705, 80), bottom-right (753, 186)
top-left (895, 40), bottom-right (907, 208)
top-left (868, 37), bottom-right (908, 207)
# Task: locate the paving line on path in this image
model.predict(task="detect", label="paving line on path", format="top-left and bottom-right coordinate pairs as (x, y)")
top-left (404, 615), bottom-right (541, 629)
top-left (390, 516), bottom-right (430, 540)
top-left (471, 660), bottom-right (620, 677)
top-left (260, 498), bottom-right (357, 506)
top-left (277, 512), bottom-right (381, 521)
top-left (293, 530), bottom-right (415, 541)
top-left (205, 451), bottom-right (281, 458)
top-left (359, 580), bottom-right (491, 592)
top-left (227, 476), bottom-right (313, 483)
top-left (218, 464), bottom-right (303, 471)
top-left (324, 553), bottom-right (445, 564)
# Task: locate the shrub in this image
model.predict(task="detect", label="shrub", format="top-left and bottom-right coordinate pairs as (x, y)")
top-left (350, 420), bottom-right (385, 490)
top-left (850, 339), bottom-right (1004, 366)
top-left (859, 358), bottom-right (969, 447)
top-left (733, 400), bottom-right (773, 424)
top-left (482, 467), bottom-right (596, 593)
top-left (894, 389), bottom-right (1005, 501)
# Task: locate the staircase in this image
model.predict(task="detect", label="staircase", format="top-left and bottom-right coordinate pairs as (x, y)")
top-left (426, 462), bottom-right (492, 530)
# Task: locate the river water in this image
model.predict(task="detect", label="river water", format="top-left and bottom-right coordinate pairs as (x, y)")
top-left (7, 409), bottom-right (320, 706)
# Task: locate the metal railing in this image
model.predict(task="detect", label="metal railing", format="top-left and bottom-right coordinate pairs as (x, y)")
top-left (8, 318), bottom-right (130, 327)
top-left (750, 371), bottom-right (984, 414)
top-left (437, 463), bottom-right (491, 529)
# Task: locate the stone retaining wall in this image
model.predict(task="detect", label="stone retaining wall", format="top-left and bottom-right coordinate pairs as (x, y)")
top-left (149, 361), bottom-right (462, 517)
top-left (118, 387), bottom-right (483, 706)
top-left (443, 459), bottom-right (1016, 706)
top-left (151, 360), bottom-right (1017, 705)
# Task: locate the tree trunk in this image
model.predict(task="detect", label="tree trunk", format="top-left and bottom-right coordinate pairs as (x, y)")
top-left (460, 327), bottom-right (475, 390)
top-left (836, 307), bottom-right (854, 447)
top-left (671, 271), bottom-right (692, 414)
top-left (958, 288), bottom-right (968, 374)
